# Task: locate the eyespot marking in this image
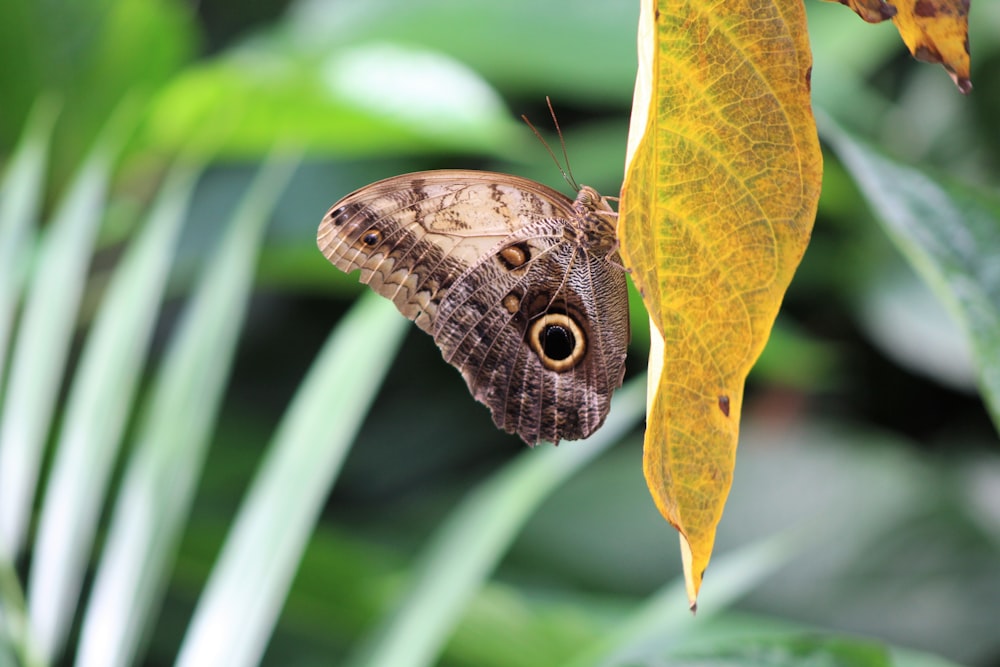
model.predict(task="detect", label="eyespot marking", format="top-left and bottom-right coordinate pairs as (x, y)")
top-left (498, 242), bottom-right (531, 270)
top-left (362, 229), bottom-right (382, 246)
top-left (329, 204), bottom-right (355, 226)
top-left (528, 313), bottom-right (586, 371)
top-left (502, 292), bottom-right (521, 314)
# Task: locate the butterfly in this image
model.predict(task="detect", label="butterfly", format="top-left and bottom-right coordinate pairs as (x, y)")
top-left (318, 170), bottom-right (629, 445)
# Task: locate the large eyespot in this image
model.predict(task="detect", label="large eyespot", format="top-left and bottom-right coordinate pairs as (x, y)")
top-left (497, 242), bottom-right (531, 271)
top-left (361, 229), bottom-right (382, 246)
top-left (528, 313), bottom-right (586, 371)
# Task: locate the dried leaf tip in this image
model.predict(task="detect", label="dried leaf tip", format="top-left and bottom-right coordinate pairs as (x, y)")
top-left (952, 73), bottom-right (973, 94)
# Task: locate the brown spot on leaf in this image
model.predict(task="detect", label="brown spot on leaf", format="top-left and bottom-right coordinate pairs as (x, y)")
top-left (718, 395), bottom-right (730, 417)
top-left (847, 0), bottom-right (897, 21)
top-left (914, 44), bottom-right (941, 64)
top-left (914, 0), bottom-right (936, 17)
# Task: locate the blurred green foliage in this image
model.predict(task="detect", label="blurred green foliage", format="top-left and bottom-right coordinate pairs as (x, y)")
top-left (0, 0), bottom-right (195, 186)
top-left (1, 1), bottom-right (1000, 666)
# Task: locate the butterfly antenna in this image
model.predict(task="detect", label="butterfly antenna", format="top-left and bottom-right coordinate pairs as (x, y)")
top-left (545, 96), bottom-right (580, 191)
top-left (521, 97), bottom-right (580, 192)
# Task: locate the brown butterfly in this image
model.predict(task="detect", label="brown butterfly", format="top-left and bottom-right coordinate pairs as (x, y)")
top-left (317, 170), bottom-right (629, 445)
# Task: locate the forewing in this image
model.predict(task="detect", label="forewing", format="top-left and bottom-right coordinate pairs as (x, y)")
top-left (317, 170), bottom-right (576, 333)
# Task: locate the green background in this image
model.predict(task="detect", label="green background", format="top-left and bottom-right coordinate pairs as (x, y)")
top-left (1, 1), bottom-right (999, 666)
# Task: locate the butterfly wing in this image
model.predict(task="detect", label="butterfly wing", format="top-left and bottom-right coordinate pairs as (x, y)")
top-left (318, 170), bottom-right (628, 444)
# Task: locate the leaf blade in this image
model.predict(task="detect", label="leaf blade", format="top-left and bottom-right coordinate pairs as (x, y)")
top-left (173, 292), bottom-right (408, 667)
top-left (820, 113), bottom-right (1000, 435)
top-left (0, 98), bottom-right (57, 389)
top-left (820, 0), bottom-right (972, 92)
top-left (565, 528), bottom-right (808, 667)
top-left (346, 379), bottom-right (647, 667)
top-left (26, 159), bottom-right (201, 662)
top-left (73, 153), bottom-right (298, 667)
top-left (620, 0), bottom-right (822, 606)
top-left (0, 101), bottom-right (136, 558)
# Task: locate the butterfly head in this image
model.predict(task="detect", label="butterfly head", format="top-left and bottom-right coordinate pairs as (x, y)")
top-left (571, 185), bottom-right (619, 255)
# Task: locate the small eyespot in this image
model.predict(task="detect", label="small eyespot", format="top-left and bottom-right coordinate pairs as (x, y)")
top-left (502, 292), bottom-right (521, 314)
top-left (498, 243), bottom-right (530, 270)
top-left (362, 229), bottom-right (382, 246)
top-left (327, 204), bottom-right (357, 227)
top-left (528, 313), bottom-right (586, 371)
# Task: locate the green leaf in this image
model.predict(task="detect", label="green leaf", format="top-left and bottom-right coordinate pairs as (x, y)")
top-left (667, 635), bottom-right (893, 667)
top-left (284, 0), bottom-right (638, 104)
top-left (142, 0), bottom-right (642, 160)
top-left (657, 634), bottom-right (965, 667)
top-left (820, 113), bottom-right (1000, 435)
top-left (72, 153), bottom-right (298, 667)
top-left (346, 378), bottom-right (647, 667)
top-left (174, 293), bottom-right (408, 667)
top-left (0, 552), bottom-right (33, 667)
top-left (144, 42), bottom-right (521, 159)
top-left (0, 101), bottom-right (136, 559)
top-left (0, 98), bottom-right (57, 393)
top-left (565, 529), bottom-right (809, 667)
top-left (0, 0), bottom-right (194, 177)
top-left (25, 159), bottom-right (202, 663)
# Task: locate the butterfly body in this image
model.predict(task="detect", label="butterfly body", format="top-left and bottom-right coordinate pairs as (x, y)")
top-left (318, 170), bottom-right (629, 445)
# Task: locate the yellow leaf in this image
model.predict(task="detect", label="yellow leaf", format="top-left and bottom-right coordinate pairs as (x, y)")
top-left (832, 0), bottom-right (898, 22)
top-left (620, 0), bottom-right (822, 608)
top-left (892, 0), bottom-right (972, 93)
top-left (823, 0), bottom-right (972, 93)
